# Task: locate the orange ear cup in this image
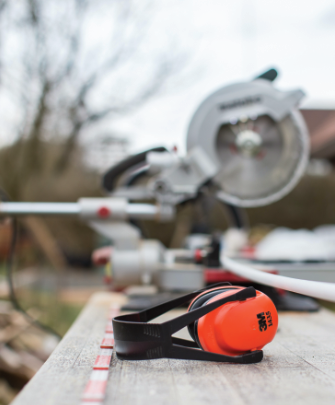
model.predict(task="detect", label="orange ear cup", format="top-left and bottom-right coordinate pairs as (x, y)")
top-left (188, 286), bottom-right (278, 356)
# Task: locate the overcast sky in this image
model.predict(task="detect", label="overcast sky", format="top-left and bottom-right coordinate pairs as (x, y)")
top-left (105, 0), bottom-right (335, 155)
top-left (2, 0), bottom-right (335, 159)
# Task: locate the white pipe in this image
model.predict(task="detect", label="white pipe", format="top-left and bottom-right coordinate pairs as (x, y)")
top-left (222, 256), bottom-right (335, 303)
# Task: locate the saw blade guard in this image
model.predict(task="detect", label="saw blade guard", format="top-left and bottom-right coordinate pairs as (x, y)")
top-left (186, 79), bottom-right (309, 207)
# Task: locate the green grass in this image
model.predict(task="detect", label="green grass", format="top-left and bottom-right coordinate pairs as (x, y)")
top-left (0, 260), bottom-right (84, 337)
top-left (318, 300), bottom-right (335, 312)
top-left (10, 288), bottom-right (83, 337)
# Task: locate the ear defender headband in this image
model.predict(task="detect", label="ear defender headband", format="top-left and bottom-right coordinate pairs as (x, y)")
top-left (112, 283), bottom-right (278, 364)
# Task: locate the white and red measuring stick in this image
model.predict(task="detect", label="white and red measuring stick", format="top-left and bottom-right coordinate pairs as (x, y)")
top-left (81, 304), bottom-right (120, 403)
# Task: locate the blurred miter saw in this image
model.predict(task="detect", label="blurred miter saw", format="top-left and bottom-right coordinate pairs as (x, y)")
top-left (96, 68), bottom-right (309, 291)
top-left (0, 69), bottom-right (310, 298)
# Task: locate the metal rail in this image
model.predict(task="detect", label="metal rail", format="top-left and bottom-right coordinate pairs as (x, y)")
top-left (0, 201), bottom-right (162, 220)
top-left (0, 202), bottom-right (80, 215)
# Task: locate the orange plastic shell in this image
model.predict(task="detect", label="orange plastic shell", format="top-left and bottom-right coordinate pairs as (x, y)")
top-left (191, 286), bottom-right (278, 356)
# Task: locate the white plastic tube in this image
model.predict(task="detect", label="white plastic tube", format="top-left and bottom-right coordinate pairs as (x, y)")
top-left (222, 256), bottom-right (335, 302)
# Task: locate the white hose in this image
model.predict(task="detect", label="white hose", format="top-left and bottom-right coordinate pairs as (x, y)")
top-left (222, 256), bottom-right (335, 303)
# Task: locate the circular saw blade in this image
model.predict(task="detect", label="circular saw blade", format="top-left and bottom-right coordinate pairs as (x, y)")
top-left (186, 80), bottom-right (309, 207)
top-left (215, 115), bottom-right (288, 201)
top-left (215, 113), bottom-right (308, 206)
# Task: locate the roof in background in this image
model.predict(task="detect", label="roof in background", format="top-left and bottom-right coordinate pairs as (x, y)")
top-left (300, 109), bottom-right (335, 159)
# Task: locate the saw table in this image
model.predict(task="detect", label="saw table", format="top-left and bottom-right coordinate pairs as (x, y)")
top-left (11, 292), bottom-right (335, 405)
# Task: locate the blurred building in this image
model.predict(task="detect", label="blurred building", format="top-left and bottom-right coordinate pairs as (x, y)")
top-left (301, 108), bottom-right (335, 160)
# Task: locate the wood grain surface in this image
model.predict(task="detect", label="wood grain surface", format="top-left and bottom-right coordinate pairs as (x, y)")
top-left (11, 292), bottom-right (335, 405)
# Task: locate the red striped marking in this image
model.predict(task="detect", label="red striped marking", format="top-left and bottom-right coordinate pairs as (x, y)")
top-left (81, 305), bottom-right (120, 404)
top-left (100, 333), bottom-right (114, 349)
top-left (93, 349), bottom-right (113, 370)
top-left (82, 380), bottom-right (107, 401)
top-left (82, 370), bottom-right (109, 401)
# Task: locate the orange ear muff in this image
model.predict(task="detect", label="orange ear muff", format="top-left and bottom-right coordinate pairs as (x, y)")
top-left (113, 283), bottom-right (274, 364)
top-left (188, 286), bottom-right (278, 356)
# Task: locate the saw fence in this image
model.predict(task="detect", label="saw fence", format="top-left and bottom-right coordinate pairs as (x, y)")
top-left (11, 292), bottom-right (335, 405)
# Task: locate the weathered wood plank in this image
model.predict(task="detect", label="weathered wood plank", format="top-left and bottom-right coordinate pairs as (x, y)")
top-left (11, 293), bottom-right (126, 405)
top-left (105, 308), bottom-right (335, 405)
top-left (11, 293), bottom-right (335, 405)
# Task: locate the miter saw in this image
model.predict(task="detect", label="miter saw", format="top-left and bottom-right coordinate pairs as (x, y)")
top-left (0, 69), bottom-right (312, 307)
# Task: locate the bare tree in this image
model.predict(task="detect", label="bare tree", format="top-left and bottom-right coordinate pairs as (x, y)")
top-left (0, 0), bottom-right (190, 270)
top-left (0, 0), bottom-right (189, 195)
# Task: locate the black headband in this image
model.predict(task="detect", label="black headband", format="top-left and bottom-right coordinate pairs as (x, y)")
top-left (112, 283), bottom-right (263, 364)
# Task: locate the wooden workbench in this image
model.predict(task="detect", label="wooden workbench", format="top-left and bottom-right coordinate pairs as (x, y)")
top-left (11, 292), bottom-right (335, 405)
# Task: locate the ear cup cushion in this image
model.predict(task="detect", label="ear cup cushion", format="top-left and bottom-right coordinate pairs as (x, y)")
top-left (197, 289), bottom-right (278, 356)
top-left (187, 287), bottom-right (234, 345)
